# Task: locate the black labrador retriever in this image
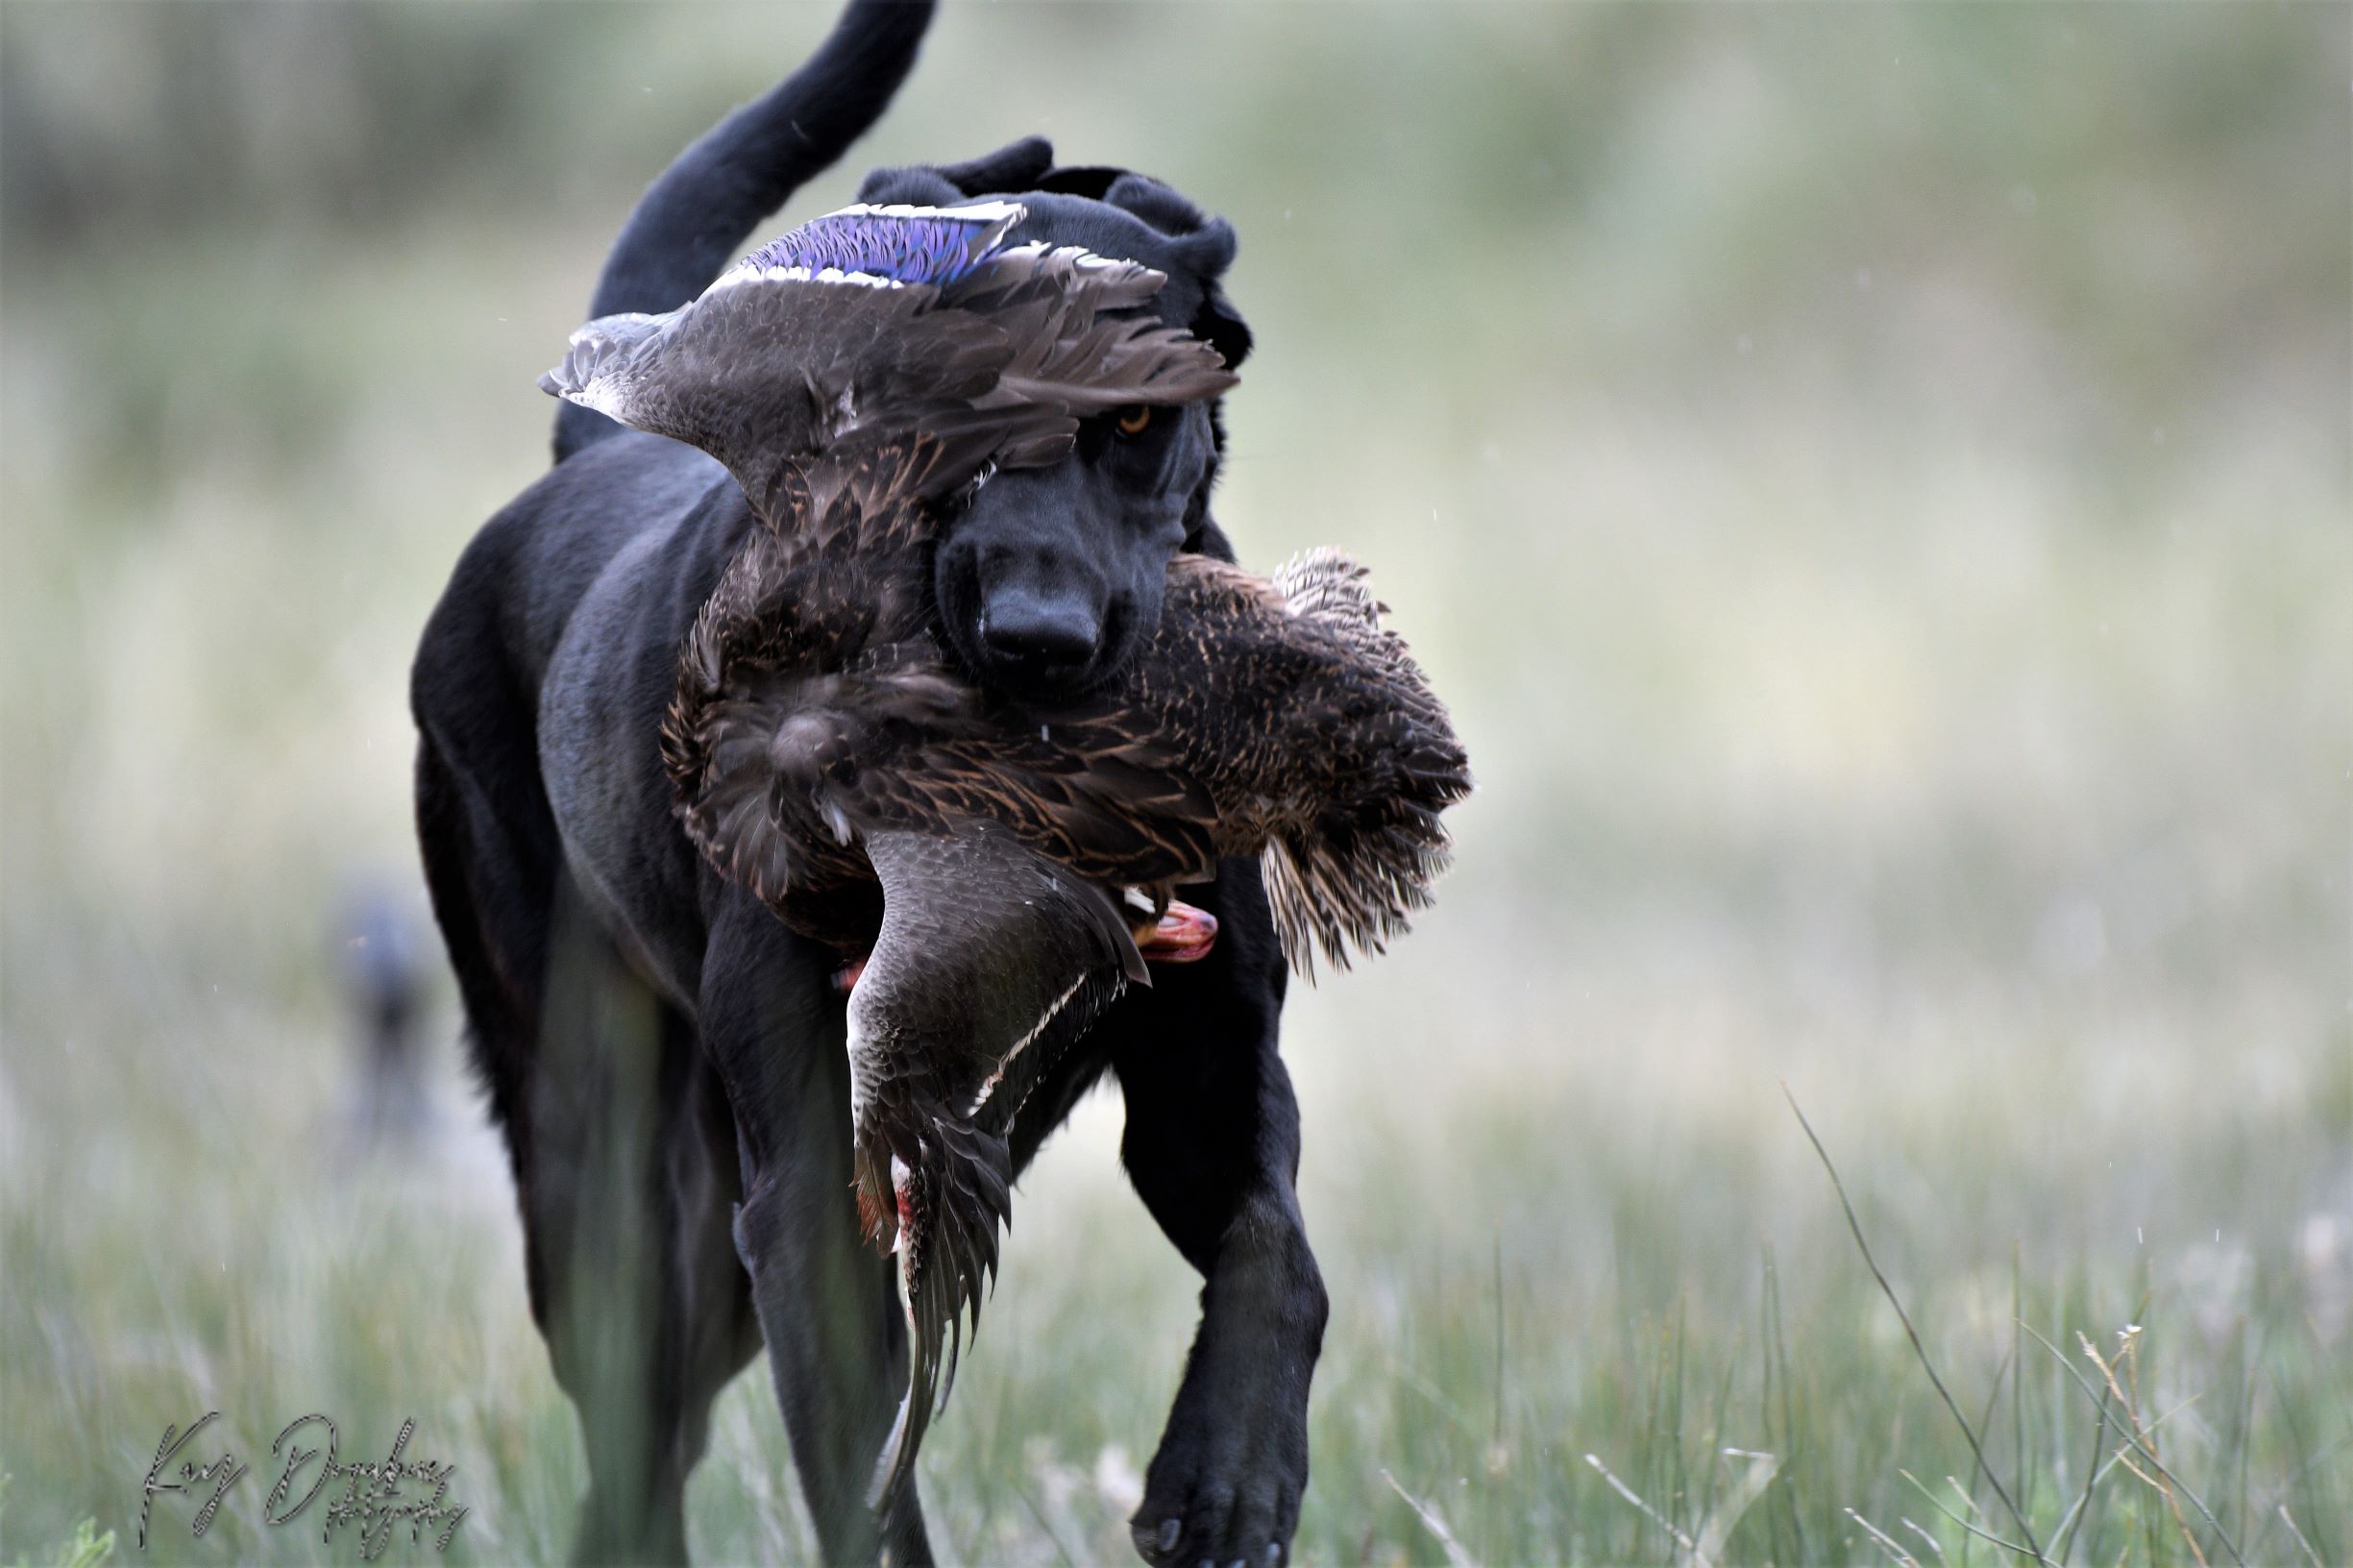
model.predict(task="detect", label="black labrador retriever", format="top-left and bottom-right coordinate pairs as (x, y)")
top-left (409, 2), bottom-right (1324, 1561)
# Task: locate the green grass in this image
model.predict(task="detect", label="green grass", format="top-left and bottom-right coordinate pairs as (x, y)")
top-left (4, 3), bottom-right (2348, 1563)
top-left (3, 940), bottom-right (2345, 1564)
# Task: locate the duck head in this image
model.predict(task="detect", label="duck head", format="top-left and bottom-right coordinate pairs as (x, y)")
top-left (856, 141), bottom-right (1254, 700)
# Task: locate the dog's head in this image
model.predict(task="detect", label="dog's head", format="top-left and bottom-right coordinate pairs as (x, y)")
top-left (856, 138), bottom-right (1252, 700)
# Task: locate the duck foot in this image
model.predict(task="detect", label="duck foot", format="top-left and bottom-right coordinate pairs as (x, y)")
top-left (834, 899), bottom-right (1215, 995)
top-left (1136, 898), bottom-right (1218, 965)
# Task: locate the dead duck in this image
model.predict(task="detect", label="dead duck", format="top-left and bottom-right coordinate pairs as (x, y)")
top-left (544, 202), bottom-right (1471, 1503)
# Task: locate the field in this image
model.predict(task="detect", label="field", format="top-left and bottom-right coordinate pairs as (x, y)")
top-left (2, 4), bottom-right (2346, 1564)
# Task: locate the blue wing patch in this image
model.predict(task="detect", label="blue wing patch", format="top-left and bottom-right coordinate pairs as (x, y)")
top-left (733, 201), bottom-right (1027, 289)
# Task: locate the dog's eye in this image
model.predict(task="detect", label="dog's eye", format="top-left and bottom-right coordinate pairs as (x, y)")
top-left (1114, 405), bottom-right (1153, 438)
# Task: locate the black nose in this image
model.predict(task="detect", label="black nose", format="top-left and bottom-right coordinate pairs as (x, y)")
top-left (980, 594), bottom-right (1099, 669)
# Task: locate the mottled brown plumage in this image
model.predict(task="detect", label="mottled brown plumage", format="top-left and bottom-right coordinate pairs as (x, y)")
top-left (663, 436), bottom-right (1466, 975)
top-left (657, 430), bottom-right (1471, 1501)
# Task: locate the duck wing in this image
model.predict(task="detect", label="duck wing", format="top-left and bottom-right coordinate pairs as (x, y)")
top-left (849, 820), bottom-right (1145, 1507)
top-left (540, 202), bottom-right (1236, 520)
top-left (539, 264), bottom-right (996, 518)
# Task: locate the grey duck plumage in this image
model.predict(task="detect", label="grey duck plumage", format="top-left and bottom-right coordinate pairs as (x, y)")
top-left (543, 203), bottom-right (1471, 1506)
top-left (543, 201), bottom-right (1236, 516)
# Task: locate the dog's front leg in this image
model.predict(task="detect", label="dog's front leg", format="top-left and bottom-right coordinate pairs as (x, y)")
top-left (1110, 860), bottom-right (1328, 1567)
top-left (698, 886), bottom-right (935, 1565)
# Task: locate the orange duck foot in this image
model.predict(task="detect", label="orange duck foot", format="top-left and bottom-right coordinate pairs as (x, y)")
top-left (833, 898), bottom-right (1215, 997)
top-left (1135, 898), bottom-right (1217, 965)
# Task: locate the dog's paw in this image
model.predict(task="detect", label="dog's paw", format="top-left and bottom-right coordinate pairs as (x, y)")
top-left (1127, 1404), bottom-right (1304, 1568)
top-left (1125, 1265), bottom-right (1321, 1567)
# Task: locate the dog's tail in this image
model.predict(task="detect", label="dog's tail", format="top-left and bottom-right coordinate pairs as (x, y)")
top-left (553, 0), bottom-right (939, 464)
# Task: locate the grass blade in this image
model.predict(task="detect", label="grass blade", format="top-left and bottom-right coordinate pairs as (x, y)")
top-left (2016, 1322), bottom-right (2246, 1567)
top-left (1783, 1085), bottom-right (2047, 1564)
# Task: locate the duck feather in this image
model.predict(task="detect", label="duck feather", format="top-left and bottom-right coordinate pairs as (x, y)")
top-left (542, 203), bottom-right (1237, 523)
top-left (852, 821), bottom-right (1141, 1506)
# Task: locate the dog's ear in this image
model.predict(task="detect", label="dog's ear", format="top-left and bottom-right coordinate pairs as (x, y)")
top-left (1102, 173), bottom-right (1207, 236)
top-left (859, 138), bottom-right (1056, 208)
top-left (1173, 217), bottom-right (1249, 368)
top-left (855, 164), bottom-right (964, 207)
top-left (1191, 284), bottom-right (1252, 371)
top-left (1097, 176), bottom-right (1250, 368)
top-left (1102, 176), bottom-right (1238, 271)
top-left (936, 136), bottom-right (1056, 196)
top-left (1170, 216), bottom-right (1238, 280)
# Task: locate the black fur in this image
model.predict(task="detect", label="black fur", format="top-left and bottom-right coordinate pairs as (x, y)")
top-left (411, 3), bottom-right (1324, 1562)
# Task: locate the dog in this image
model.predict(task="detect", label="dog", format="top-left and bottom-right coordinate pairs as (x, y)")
top-left (409, 2), bottom-right (1325, 1561)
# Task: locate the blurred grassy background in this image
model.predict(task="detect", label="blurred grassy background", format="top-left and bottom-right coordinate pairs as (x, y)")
top-left (3, 4), bottom-right (2347, 1563)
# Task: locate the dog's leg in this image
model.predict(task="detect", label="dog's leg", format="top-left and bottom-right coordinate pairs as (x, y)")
top-left (1104, 860), bottom-right (1327, 1567)
top-left (418, 736), bottom-right (755, 1561)
top-left (699, 887), bottom-right (935, 1565)
top-left (527, 880), bottom-right (759, 1566)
